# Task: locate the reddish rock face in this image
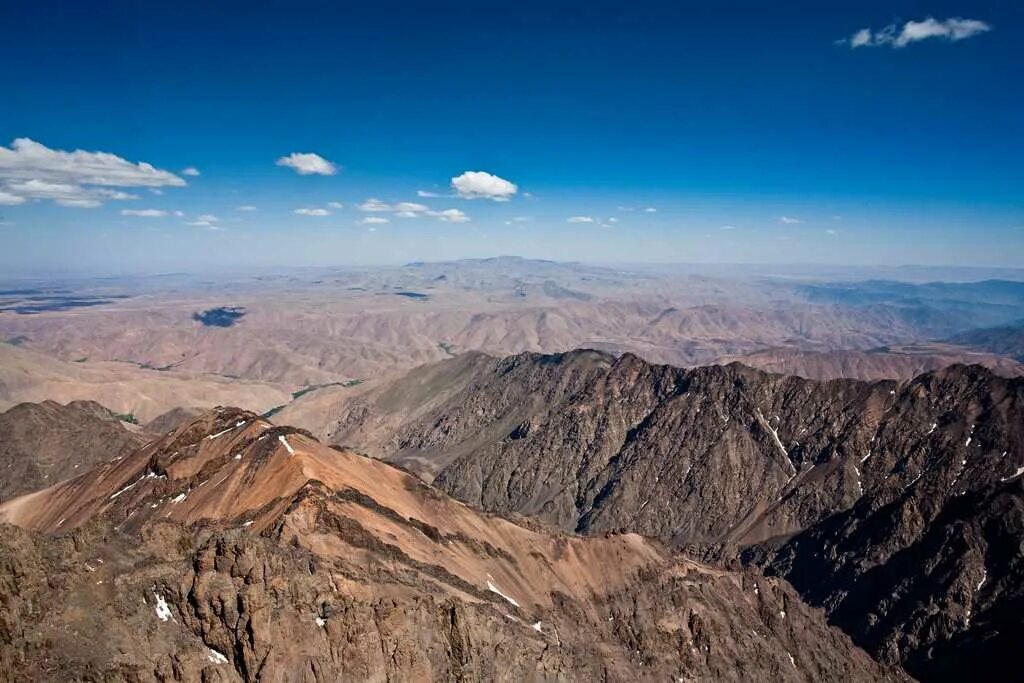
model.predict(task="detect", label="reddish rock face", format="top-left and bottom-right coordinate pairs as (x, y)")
top-left (0, 407), bottom-right (896, 682)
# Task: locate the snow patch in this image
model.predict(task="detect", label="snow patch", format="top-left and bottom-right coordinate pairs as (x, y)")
top-left (531, 621), bottom-right (543, 632)
top-left (1001, 466), bottom-right (1024, 482)
top-left (171, 491), bottom-right (188, 504)
top-left (154, 592), bottom-right (173, 621)
top-left (315, 616), bottom-right (326, 627)
top-left (279, 435), bottom-right (295, 455)
top-left (207, 648), bottom-right (229, 664)
top-left (486, 576), bottom-right (520, 607)
top-left (206, 427), bottom-right (233, 440)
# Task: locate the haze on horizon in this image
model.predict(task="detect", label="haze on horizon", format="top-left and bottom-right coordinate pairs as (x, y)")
top-left (1, 1), bottom-right (1022, 273)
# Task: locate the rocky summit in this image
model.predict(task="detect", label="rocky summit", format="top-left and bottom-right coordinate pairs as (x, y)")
top-left (0, 407), bottom-right (897, 682)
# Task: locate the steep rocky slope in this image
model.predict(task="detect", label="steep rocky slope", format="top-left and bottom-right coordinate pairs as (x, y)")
top-left (293, 350), bottom-right (1023, 679)
top-left (0, 408), bottom-right (895, 681)
top-left (0, 399), bottom-right (146, 501)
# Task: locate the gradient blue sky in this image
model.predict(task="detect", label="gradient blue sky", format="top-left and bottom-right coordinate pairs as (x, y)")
top-left (1, 0), bottom-right (1022, 273)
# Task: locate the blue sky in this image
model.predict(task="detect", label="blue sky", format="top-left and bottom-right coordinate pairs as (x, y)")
top-left (1, 0), bottom-right (1022, 273)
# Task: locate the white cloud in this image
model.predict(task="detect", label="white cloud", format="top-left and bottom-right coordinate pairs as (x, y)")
top-left (358, 198), bottom-right (393, 212)
top-left (394, 201), bottom-right (429, 217)
top-left (236, 205), bottom-right (257, 211)
top-left (0, 190), bottom-right (26, 205)
top-left (276, 151), bottom-right (338, 176)
top-left (197, 214), bottom-right (219, 223)
top-left (181, 167), bottom-right (200, 176)
top-left (451, 171), bottom-right (518, 201)
top-left (606, 217), bottom-right (619, 224)
top-left (567, 216), bottom-right (595, 223)
top-left (327, 201), bottom-right (344, 209)
top-left (0, 138), bottom-right (185, 208)
top-left (360, 216), bottom-right (389, 224)
top-left (121, 209), bottom-right (167, 217)
top-left (417, 189), bottom-right (443, 198)
top-left (643, 207), bottom-right (657, 213)
top-left (436, 208), bottom-right (470, 223)
top-left (294, 208), bottom-right (331, 216)
top-left (779, 216), bottom-right (803, 224)
top-left (720, 224), bottom-right (737, 230)
top-left (843, 17), bottom-right (991, 49)
top-left (617, 206), bottom-right (635, 212)
top-left (826, 228), bottom-right (838, 235)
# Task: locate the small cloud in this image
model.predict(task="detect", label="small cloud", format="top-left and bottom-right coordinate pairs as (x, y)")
top-left (394, 201), bottom-right (429, 217)
top-left (358, 198), bottom-right (393, 212)
top-left (150, 188), bottom-right (164, 195)
top-left (197, 214), bottom-right (218, 222)
top-left (643, 207), bottom-right (657, 213)
top-left (327, 201), bottom-right (344, 209)
top-left (436, 208), bottom-right (470, 223)
top-left (173, 210), bottom-right (184, 217)
top-left (451, 171), bottom-right (518, 201)
top-left (832, 215), bottom-right (842, 221)
top-left (779, 216), bottom-right (803, 224)
top-left (276, 151), bottom-right (338, 176)
top-left (567, 216), bottom-right (595, 223)
top-left (842, 17), bottom-right (991, 49)
top-left (826, 228), bottom-right (838, 235)
top-left (121, 209), bottom-right (167, 217)
top-left (606, 217), bottom-right (619, 223)
top-left (181, 167), bottom-right (200, 176)
top-left (57, 198), bottom-right (102, 208)
top-left (294, 207), bottom-right (331, 216)
top-left (617, 206), bottom-right (635, 212)
top-left (236, 205), bottom-right (257, 211)
top-left (417, 189), bottom-right (443, 198)
top-left (719, 225), bottom-right (737, 230)
top-left (360, 216), bottom-right (389, 224)
top-left (0, 190), bottom-right (26, 205)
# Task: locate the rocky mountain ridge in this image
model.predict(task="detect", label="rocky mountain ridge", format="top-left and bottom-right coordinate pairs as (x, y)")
top-left (296, 350), bottom-right (1023, 680)
top-left (0, 407), bottom-right (896, 681)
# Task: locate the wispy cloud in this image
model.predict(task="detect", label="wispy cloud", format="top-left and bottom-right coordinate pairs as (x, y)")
top-left (643, 207), bottom-right (657, 213)
top-left (436, 208), bottom-right (469, 223)
top-left (0, 138), bottom-right (184, 208)
top-left (720, 224), bottom-right (737, 230)
top-left (360, 216), bottom-right (389, 225)
top-left (121, 209), bottom-right (167, 217)
top-left (779, 216), bottom-right (803, 224)
top-left (294, 207), bottom-right (331, 216)
top-left (451, 171), bottom-right (518, 201)
top-left (236, 205), bottom-right (257, 211)
top-left (327, 201), bottom-right (344, 209)
top-left (841, 17), bottom-right (991, 49)
top-left (567, 216), bottom-right (595, 223)
top-left (276, 151), bottom-right (338, 176)
top-left (181, 166), bottom-right (200, 176)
